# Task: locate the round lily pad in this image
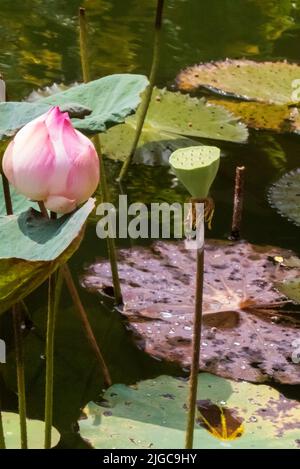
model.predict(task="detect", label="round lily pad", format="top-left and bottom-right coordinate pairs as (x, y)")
top-left (82, 240), bottom-right (300, 384)
top-left (79, 374), bottom-right (300, 449)
top-left (101, 87), bottom-right (248, 164)
top-left (268, 169), bottom-right (300, 226)
top-left (176, 60), bottom-right (300, 105)
top-left (1, 412), bottom-right (60, 449)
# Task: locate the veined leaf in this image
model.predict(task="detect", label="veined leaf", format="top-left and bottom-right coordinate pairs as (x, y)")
top-left (176, 60), bottom-right (300, 105)
top-left (0, 74), bottom-right (148, 140)
top-left (0, 198), bottom-right (95, 314)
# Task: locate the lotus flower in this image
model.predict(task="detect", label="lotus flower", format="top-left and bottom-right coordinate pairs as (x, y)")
top-left (2, 106), bottom-right (100, 214)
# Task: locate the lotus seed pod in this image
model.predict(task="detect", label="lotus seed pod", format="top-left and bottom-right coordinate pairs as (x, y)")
top-left (169, 146), bottom-right (220, 198)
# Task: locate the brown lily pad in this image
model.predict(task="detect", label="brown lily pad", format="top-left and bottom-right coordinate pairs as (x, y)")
top-left (207, 99), bottom-right (300, 134)
top-left (82, 240), bottom-right (300, 384)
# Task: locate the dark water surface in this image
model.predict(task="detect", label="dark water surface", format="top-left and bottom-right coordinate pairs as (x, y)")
top-left (1, 0), bottom-right (300, 447)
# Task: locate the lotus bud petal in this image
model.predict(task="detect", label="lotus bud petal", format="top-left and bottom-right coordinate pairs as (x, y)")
top-left (2, 106), bottom-right (100, 214)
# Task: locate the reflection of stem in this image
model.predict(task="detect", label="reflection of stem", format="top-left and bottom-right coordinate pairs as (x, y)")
top-left (38, 202), bottom-right (112, 387)
top-left (185, 248), bottom-right (204, 449)
top-left (44, 271), bottom-right (63, 449)
top-left (12, 304), bottom-right (28, 449)
top-left (0, 399), bottom-right (6, 449)
top-left (117, 0), bottom-right (165, 183)
top-left (1, 173), bottom-right (28, 449)
top-left (61, 264), bottom-right (112, 386)
top-left (78, 7), bottom-right (123, 305)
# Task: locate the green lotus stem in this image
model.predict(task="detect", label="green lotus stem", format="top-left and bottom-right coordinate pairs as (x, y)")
top-left (44, 270), bottom-right (63, 449)
top-left (78, 6), bottom-right (123, 305)
top-left (0, 402), bottom-right (6, 449)
top-left (93, 135), bottom-right (123, 305)
top-left (12, 304), bottom-right (28, 449)
top-left (1, 173), bottom-right (28, 449)
top-left (79, 7), bottom-right (90, 83)
top-left (117, 0), bottom-right (165, 183)
top-left (185, 247), bottom-right (204, 449)
top-left (1, 174), bottom-right (13, 215)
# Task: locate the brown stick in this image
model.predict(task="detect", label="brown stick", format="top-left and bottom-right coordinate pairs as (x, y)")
top-left (231, 166), bottom-right (245, 241)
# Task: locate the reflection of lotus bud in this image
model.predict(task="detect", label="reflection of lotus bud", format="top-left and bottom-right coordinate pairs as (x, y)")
top-left (169, 146), bottom-right (220, 198)
top-left (2, 106), bottom-right (99, 214)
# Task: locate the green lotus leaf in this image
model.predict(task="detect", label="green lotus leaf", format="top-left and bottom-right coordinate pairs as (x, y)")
top-left (0, 198), bottom-right (95, 314)
top-left (101, 122), bottom-right (199, 165)
top-left (177, 60), bottom-right (300, 105)
top-left (276, 279), bottom-right (300, 304)
top-left (79, 374), bottom-right (300, 449)
top-left (101, 88), bottom-right (247, 164)
top-left (0, 74), bottom-right (148, 140)
top-left (1, 412), bottom-right (60, 449)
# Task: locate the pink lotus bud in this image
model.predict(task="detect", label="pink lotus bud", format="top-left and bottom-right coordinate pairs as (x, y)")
top-left (2, 106), bottom-right (100, 214)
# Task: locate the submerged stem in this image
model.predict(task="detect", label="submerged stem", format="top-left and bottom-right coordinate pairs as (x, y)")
top-left (12, 304), bottom-right (28, 449)
top-left (185, 248), bottom-right (204, 449)
top-left (44, 271), bottom-right (63, 449)
top-left (78, 7), bottom-right (123, 305)
top-left (38, 201), bottom-right (112, 387)
top-left (117, 0), bottom-right (165, 182)
top-left (61, 264), bottom-right (112, 386)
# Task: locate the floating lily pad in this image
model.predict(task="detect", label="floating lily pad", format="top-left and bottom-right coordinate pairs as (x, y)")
top-left (176, 60), bottom-right (300, 105)
top-left (101, 122), bottom-right (198, 165)
top-left (1, 412), bottom-right (59, 449)
top-left (207, 99), bottom-right (299, 133)
top-left (0, 198), bottom-right (95, 314)
top-left (276, 280), bottom-right (300, 305)
top-left (0, 74), bottom-right (148, 140)
top-left (82, 240), bottom-right (300, 384)
top-left (268, 169), bottom-right (300, 226)
top-left (101, 88), bottom-right (248, 164)
top-left (80, 374), bottom-right (300, 449)
top-left (26, 82), bottom-right (78, 102)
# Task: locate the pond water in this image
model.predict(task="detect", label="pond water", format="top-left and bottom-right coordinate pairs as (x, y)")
top-left (1, 0), bottom-right (300, 448)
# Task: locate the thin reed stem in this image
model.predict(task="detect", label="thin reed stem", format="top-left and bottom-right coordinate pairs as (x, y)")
top-left (117, 0), bottom-right (165, 182)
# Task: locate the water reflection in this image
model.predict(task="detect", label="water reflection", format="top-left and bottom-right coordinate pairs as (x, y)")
top-left (1, 0), bottom-right (300, 99)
